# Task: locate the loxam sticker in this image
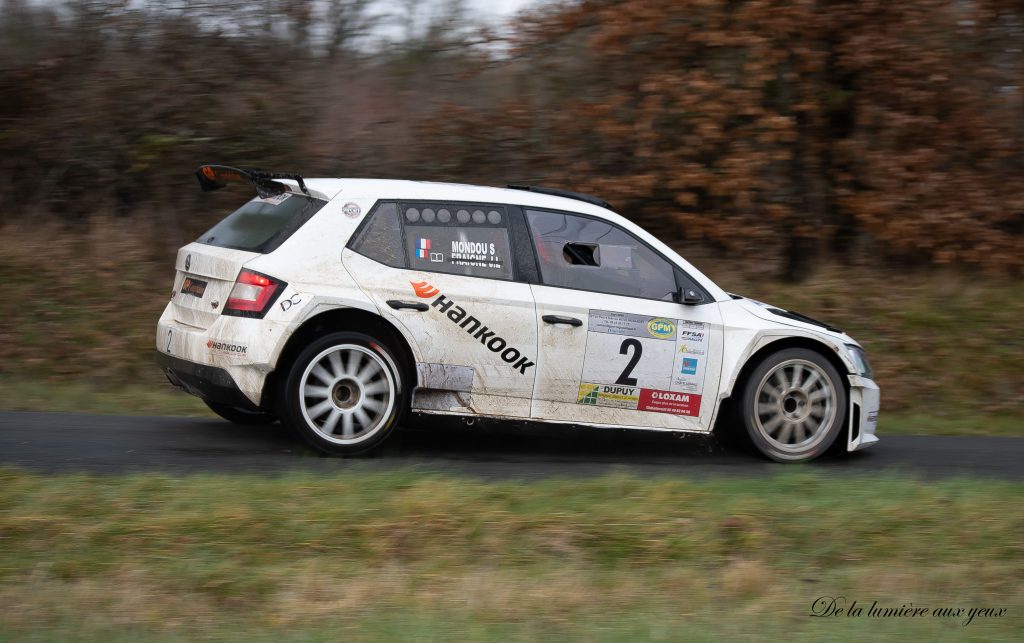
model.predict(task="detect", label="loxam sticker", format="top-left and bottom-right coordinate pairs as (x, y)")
top-left (409, 280), bottom-right (535, 374)
top-left (637, 390), bottom-right (700, 415)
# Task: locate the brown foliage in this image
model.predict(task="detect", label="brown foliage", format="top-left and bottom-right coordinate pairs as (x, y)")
top-left (425, 0), bottom-right (1024, 277)
top-left (0, 0), bottom-right (1021, 277)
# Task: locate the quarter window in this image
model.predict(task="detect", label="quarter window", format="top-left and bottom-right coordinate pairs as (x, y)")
top-left (526, 209), bottom-right (678, 301)
top-left (349, 202), bottom-right (405, 268)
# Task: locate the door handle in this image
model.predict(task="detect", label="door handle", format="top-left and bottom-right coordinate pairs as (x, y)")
top-left (542, 314), bottom-right (582, 327)
top-left (387, 300), bottom-right (429, 312)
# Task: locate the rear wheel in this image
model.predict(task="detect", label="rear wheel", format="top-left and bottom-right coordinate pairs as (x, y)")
top-left (204, 399), bottom-right (277, 425)
top-left (281, 331), bottom-right (404, 455)
top-left (741, 348), bottom-right (846, 462)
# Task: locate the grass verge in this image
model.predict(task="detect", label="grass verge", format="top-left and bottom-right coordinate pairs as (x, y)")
top-left (0, 469), bottom-right (1021, 641)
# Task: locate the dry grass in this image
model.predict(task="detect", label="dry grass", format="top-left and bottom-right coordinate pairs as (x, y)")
top-left (0, 469), bottom-right (1020, 640)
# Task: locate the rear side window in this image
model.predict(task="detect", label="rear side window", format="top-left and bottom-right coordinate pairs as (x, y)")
top-left (350, 201), bottom-right (516, 281)
top-left (402, 204), bottom-right (514, 280)
top-left (197, 193), bottom-right (326, 253)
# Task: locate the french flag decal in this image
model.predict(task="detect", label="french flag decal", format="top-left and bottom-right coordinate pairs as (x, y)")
top-left (416, 238), bottom-right (431, 259)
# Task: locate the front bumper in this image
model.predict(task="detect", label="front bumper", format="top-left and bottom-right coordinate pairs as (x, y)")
top-left (846, 374), bottom-right (880, 451)
top-left (156, 351), bottom-right (261, 412)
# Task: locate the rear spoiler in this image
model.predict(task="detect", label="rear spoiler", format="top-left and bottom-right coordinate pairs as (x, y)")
top-left (196, 165), bottom-right (309, 199)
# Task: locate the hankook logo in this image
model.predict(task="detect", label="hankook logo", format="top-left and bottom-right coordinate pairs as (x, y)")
top-left (407, 280), bottom-right (535, 374)
top-left (207, 339), bottom-right (247, 355)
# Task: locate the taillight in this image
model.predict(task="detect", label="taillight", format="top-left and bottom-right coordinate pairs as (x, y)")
top-left (223, 270), bottom-right (286, 318)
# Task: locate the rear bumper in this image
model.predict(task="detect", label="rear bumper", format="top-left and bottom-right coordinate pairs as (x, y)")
top-left (156, 352), bottom-right (261, 412)
top-left (847, 375), bottom-right (880, 451)
top-left (156, 301), bottom-right (288, 408)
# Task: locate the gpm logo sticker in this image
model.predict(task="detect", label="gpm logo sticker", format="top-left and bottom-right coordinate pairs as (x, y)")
top-left (647, 317), bottom-right (676, 339)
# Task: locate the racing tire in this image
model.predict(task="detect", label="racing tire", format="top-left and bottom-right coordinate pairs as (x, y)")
top-left (741, 348), bottom-right (847, 463)
top-left (282, 331), bottom-right (405, 456)
top-left (204, 399), bottom-right (278, 425)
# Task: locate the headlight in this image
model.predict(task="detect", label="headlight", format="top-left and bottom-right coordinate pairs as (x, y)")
top-left (846, 345), bottom-right (873, 379)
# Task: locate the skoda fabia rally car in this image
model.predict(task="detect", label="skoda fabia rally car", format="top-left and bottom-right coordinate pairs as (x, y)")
top-left (156, 165), bottom-right (879, 462)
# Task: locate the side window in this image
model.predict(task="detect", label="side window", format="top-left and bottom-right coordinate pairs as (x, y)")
top-left (349, 202), bottom-right (406, 268)
top-left (526, 209), bottom-right (677, 301)
top-left (402, 203), bottom-right (514, 280)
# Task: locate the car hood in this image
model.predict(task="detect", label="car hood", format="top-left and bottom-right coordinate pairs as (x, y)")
top-left (729, 295), bottom-right (857, 347)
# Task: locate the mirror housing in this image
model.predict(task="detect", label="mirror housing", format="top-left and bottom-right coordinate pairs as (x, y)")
top-left (675, 286), bottom-right (703, 305)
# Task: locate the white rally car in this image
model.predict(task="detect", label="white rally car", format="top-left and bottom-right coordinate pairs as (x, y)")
top-left (156, 165), bottom-right (879, 462)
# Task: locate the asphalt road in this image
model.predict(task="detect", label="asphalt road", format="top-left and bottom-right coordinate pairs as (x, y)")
top-left (1, 411), bottom-right (1021, 479)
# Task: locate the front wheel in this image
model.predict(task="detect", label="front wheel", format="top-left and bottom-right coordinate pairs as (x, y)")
top-left (741, 348), bottom-right (847, 462)
top-left (281, 331), bottom-right (404, 455)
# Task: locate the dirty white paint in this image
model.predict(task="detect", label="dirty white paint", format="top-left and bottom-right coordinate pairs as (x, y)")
top-left (530, 286), bottom-right (724, 433)
top-left (345, 249), bottom-right (536, 418)
top-left (156, 178), bottom-right (880, 451)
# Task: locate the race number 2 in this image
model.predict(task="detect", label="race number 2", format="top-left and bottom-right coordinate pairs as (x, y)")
top-left (615, 338), bottom-right (642, 386)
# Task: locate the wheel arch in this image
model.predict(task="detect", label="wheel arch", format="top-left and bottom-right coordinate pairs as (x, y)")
top-left (714, 335), bottom-right (851, 433)
top-left (260, 307), bottom-right (417, 411)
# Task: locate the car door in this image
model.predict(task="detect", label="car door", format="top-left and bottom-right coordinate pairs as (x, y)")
top-left (525, 208), bottom-right (724, 432)
top-left (344, 201), bottom-right (538, 418)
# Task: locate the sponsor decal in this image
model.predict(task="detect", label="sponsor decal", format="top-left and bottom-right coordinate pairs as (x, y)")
top-left (259, 193), bottom-right (291, 206)
top-left (576, 382), bottom-right (701, 416)
top-left (577, 383), bottom-right (640, 409)
top-left (180, 277), bottom-right (207, 298)
top-left (578, 309), bottom-right (711, 415)
top-left (411, 280), bottom-right (439, 298)
top-left (451, 240), bottom-right (495, 256)
top-left (416, 238), bottom-right (432, 259)
top-left (680, 358), bottom-right (698, 375)
top-left (647, 317), bottom-right (676, 339)
top-left (407, 280), bottom-right (535, 374)
top-left (637, 389), bottom-right (701, 416)
top-left (184, 253), bottom-right (191, 271)
top-left (342, 202), bottom-right (361, 217)
top-left (672, 381), bottom-right (700, 392)
top-left (588, 309), bottom-right (674, 341)
top-left (866, 411), bottom-right (878, 425)
top-left (279, 293), bottom-right (302, 312)
top-left (450, 239), bottom-right (504, 271)
top-left (207, 339), bottom-right (248, 355)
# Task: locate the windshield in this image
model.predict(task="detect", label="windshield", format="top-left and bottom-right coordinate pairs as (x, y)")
top-left (196, 193), bottom-right (326, 253)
